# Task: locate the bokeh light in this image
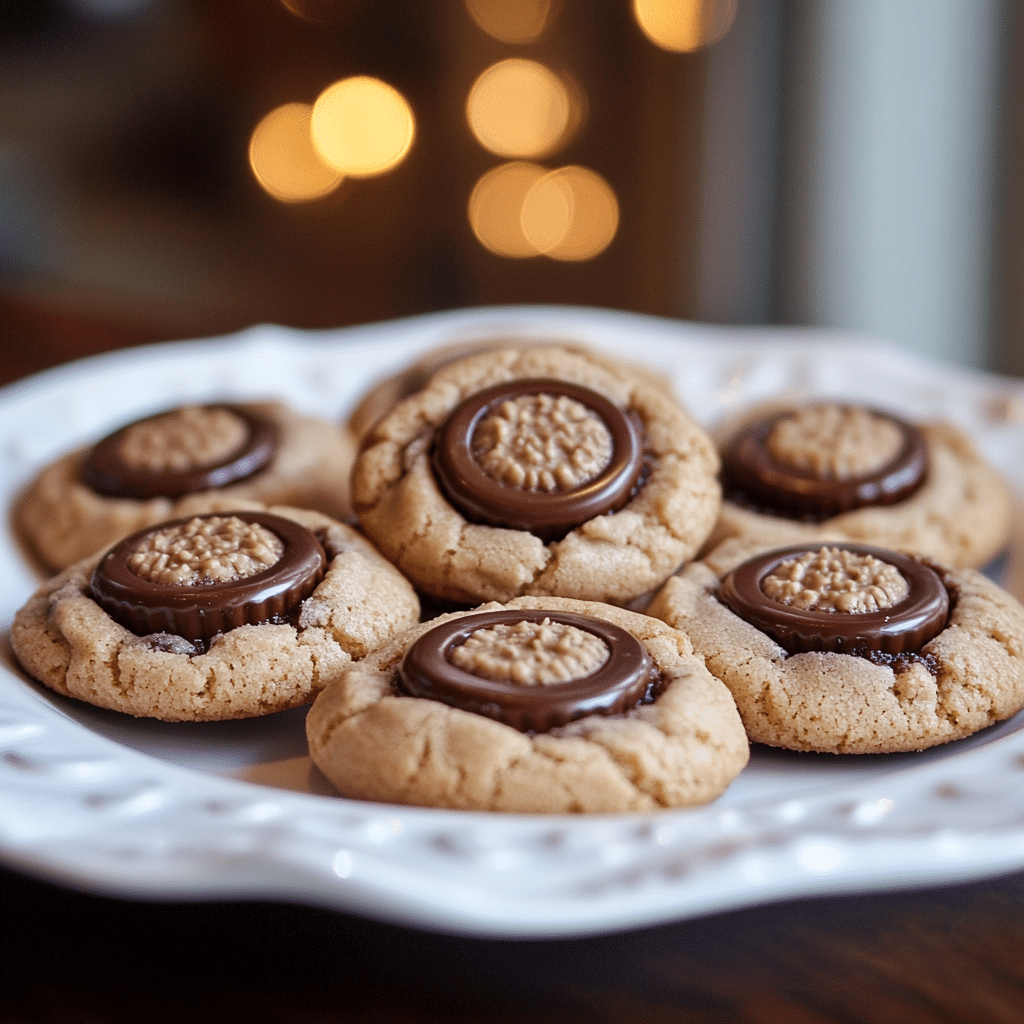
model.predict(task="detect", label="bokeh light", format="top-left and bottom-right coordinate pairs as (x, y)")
top-left (463, 0), bottom-right (556, 43)
top-left (520, 171), bottom-right (574, 254)
top-left (311, 76), bottom-right (415, 177)
top-left (632, 0), bottom-right (737, 52)
top-left (470, 163), bottom-right (618, 261)
top-left (467, 59), bottom-right (573, 159)
top-left (530, 166), bottom-right (619, 260)
top-left (469, 162), bottom-right (548, 258)
top-left (249, 103), bottom-right (344, 203)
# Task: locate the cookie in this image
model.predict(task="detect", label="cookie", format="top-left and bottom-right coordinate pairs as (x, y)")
top-left (16, 401), bottom-right (357, 572)
top-left (352, 346), bottom-right (720, 605)
top-left (10, 505), bottom-right (420, 722)
top-left (347, 337), bottom-right (676, 440)
top-left (306, 596), bottom-right (749, 813)
top-left (709, 402), bottom-right (1011, 569)
top-left (647, 536), bottom-right (1024, 753)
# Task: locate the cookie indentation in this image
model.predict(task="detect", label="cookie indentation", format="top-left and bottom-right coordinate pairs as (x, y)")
top-left (761, 546), bottom-right (909, 613)
top-left (473, 394), bottom-right (613, 492)
top-left (433, 379), bottom-right (644, 539)
top-left (82, 404), bottom-right (280, 499)
top-left (767, 406), bottom-right (904, 480)
top-left (718, 543), bottom-right (949, 656)
top-left (449, 618), bottom-right (610, 685)
top-left (89, 511), bottom-right (327, 643)
top-left (117, 406), bottom-right (250, 473)
top-left (398, 609), bottom-right (652, 732)
top-left (721, 403), bottom-right (928, 519)
top-left (127, 515), bottom-right (285, 586)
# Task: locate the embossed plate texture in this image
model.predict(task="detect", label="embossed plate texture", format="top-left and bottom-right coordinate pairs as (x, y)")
top-left (3, 306), bottom-right (1024, 937)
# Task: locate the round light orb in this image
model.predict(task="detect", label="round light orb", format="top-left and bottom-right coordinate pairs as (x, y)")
top-left (468, 162), bottom-right (548, 258)
top-left (632, 0), bottom-right (737, 52)
top-left (311, 76), bottom-right (415, 177)
top-left (467, 59), bottom-right (571, 159)
top-left (249, 103), bottom-right (344, 203)
top-left (464, 0), bottom-right (556, 43)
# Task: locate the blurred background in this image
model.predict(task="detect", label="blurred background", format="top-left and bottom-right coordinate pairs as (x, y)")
top-left (1, 0), bottom-right (1020, 385)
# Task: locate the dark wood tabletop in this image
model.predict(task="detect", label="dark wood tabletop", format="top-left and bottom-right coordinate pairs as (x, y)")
top-left (5, 862), bottom-right (1024, 1023)
top-left (4, 295), bottom-right (1024, 1024)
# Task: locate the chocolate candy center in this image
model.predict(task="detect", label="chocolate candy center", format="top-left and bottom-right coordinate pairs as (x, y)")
top-left (718, 543), bottom-right (949, 656)
top-left (82, 404), bottom-right (279, 500)
top-left (89, 511), bottom-right (327, 643)
top-left (397, 609), bottom-right (653, 732)
top-left (432, 379), bottom-right (644, 539)
top-left (721, 405), bottom-right (927, 519)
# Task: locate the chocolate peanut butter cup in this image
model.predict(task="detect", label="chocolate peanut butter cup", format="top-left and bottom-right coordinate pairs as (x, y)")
top-left (89, 511), bottom-right (327, 643)
top-left (83, 404), bottom-right (279, 499)
top-left (432, 379), bottom-right (645, 539)
top-left (722, 404), bottom-right (927, 519)
top-left (718, 543), bottom-right (949, 656)
top-left (397, 609), bottom-right (653, 732)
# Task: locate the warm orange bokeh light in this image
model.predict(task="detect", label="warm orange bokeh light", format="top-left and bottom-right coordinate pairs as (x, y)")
top-left (463, 0), bottom-right (556, 43)
top-left (311, 76), bottom-right (415, 177)
top-left (533, 166), bottom-right (619, 260)
top-left (520, 171), bottom-right (574, 254)
top-left (248, 103), bottom-right (343, 203)
top-left (632, 0), bottom-right (737, 52)
top-left (470, 163), bottom-right (618, 261)
top-left (469, 162), bottom-right (548, 258)
top-left (467, 59), bottom-right (572, 159)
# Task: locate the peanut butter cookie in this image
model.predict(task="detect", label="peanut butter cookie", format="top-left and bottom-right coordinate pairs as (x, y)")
top-left (11, 505), bottom-right (419, 721)
top-left (346, 336), bottom-right (675, 440)
top-left (16, 401), bottom-right (357, 572)
top-left (709, 402), bottom-right (1011, 569)
top-left (648, 536), bottom-right (1024, 753)
top-left (306, 596), bottom-right (749, 813)
top-left (352, 346), bottom-right (720, 605)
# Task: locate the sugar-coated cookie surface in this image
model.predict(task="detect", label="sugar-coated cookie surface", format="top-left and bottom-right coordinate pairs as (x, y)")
top-left (11, 506), bottom-right (419, 722)
top-left (711, 404), bottom-right (1011, 569)
top-left (16, 401), bottom-right (357, 572)
top-left (306, 596), bottom-right (749, 813)
top-left (647, 537), bottom-right (1024, 753)
top-left (352, 346), bottom-right (720, 605)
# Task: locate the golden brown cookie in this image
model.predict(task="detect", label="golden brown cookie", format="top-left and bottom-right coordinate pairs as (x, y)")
top-left (709, 402), bottom-right (1011, 569)
top-left (346, 337), bottom-right (675, 440)
top-left (648, 536), bottom-right (1024, 753)
top-left (11, 505), bottom-right (419, 722)
top-left (306, 596), bottom-right (749, 813)
top-left (16, 401), bottom-right (357, 572)
top-left (352, 346), bottom-right (720, 605)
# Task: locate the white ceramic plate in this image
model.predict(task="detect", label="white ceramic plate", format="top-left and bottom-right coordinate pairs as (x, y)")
top-left (3, 305), bottom-right (1024, 938)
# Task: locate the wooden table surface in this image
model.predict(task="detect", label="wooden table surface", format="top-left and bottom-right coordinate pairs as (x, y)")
top-left (4, 294), bottom-right (1024, 1023)
top-left (5, 863), bottom-right (1024, 1023)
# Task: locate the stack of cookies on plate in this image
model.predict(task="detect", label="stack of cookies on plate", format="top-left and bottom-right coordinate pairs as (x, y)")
top-left (11, 339), bottom-right (1024, 814)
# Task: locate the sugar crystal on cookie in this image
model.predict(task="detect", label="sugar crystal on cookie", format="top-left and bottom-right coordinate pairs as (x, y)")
top-left (472, 393), bottom-right (613, 492)
top-left (450, 617), bottom-right (610, 684)
top-left (127, 515), bottom-right (284, 586)
top-left (767, 405), bottom-right (904, 480)
top-left (761, 546), bottom-right (909, 613)
top-left (117, 405), bottom-right (249, 473)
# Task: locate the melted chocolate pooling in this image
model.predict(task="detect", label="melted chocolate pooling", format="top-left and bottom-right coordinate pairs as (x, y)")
top-left (432, 379), bottom-right (645, 540)
top-left (718, 543), bottom-right (949, 656)
top-left (83, 404), bottom-right (279, 499)
top-left (397, 609), bottom-right (654, 732)
top-left (721, 406), bottom-right (928, 519)
top-left (89, 511), bottom-right (327, 643)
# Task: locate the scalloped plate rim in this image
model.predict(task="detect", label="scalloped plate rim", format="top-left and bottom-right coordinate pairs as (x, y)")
top-left (2, 304), bottom-right (1024, 938)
